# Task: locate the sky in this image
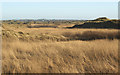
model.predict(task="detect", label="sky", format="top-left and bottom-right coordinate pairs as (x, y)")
top-left (0, 0), bottom-right (119, 2)
top-left (1, 2), bottom-right (118, 20)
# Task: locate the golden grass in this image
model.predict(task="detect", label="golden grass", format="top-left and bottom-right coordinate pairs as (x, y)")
top-left (62, 30), bottom-right (120, 40)
top-left (2, 39), bottom-right (118, 73)
top-left (13, 28), bottom-right (119, 35)
top-left (2, 24), bottom-right (119, 73)
top-left (2, 28), bottom-right (120, 42)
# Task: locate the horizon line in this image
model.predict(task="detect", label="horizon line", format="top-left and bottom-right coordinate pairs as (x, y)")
top-left (1, 17), bottom-right (118, 20)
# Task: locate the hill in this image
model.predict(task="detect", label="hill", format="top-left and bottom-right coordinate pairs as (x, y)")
top-left (93, 17), bottom-right (110, 21)
top-left (71, 17), bottom-right (119, 29)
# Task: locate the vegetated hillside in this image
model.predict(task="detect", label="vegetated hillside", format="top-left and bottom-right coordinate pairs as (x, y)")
top-left (71, 17), bottom-right (119, 29)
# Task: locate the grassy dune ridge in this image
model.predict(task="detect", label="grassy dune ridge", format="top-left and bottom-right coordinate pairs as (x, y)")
top-left (2, 29), bottom-right (120, 41)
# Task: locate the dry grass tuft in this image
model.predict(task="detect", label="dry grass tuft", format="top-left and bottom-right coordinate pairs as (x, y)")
top-left (62, 31), bottom-right (120, 40)
top-left (2, 39), bottom-right (118, 73)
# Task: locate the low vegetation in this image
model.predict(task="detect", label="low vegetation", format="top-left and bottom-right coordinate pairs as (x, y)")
top-left (2, 29), bottom-right (120, 42)
top-left (71, 18), bottom-right (119, 29)
top-left (2, 39), bottom-right (118, 73)
top-left (62, 30), bottom-right (120, 40)
top-left (2, 17), bottom-right (120, 73)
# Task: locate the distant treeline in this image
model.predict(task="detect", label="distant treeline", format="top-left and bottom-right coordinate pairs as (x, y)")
top-left (2, 19), bottom-right (86, 25)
